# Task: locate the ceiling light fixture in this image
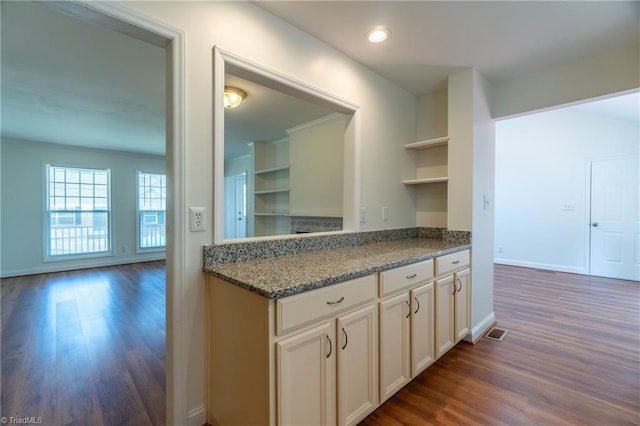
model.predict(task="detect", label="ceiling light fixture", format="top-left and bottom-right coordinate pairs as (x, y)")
top-left (367, 27), bottom-right (391, 43)
top-left (224, 86), bottom-right (247, 109)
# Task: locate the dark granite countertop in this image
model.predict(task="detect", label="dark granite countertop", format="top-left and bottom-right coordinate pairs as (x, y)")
top-left (204, 238), bottom-right (470, 299)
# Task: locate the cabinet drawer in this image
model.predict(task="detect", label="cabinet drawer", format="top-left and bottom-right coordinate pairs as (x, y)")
top-left (276, 274), bottom-right (376, 336)
top-left (379, 260), bottom-right (434, 297)
top-left (435, 250), bottom-right (470, 276)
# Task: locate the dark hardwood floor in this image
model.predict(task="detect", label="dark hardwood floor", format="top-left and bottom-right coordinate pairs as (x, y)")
top-left (3, 263), bottom-right (638, 425)
top-left (360, 265), bottom-right (640, 426)
top-left (1, 261), bottom-right (166, 426)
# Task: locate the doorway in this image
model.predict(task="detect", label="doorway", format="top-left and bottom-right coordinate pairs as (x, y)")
top-left (494, 91), bottom-right (639, 278)
top-left (589, 156), bottom-right (640, 281)
top-left (0, 1), bottom-right (185, 423)
top-left (224, 173), bottom-right (247, 239)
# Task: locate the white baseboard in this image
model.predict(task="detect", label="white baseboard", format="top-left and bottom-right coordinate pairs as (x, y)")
top-left (494, 258), bottom-right (585, 275)
top-left (465, 311), bottom-right (496, 343)
top-left (188, 405), bottom-right (207, 426)
top-left (0, 254), bottom-right (166, 278)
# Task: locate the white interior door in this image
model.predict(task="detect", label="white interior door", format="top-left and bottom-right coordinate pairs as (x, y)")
top-left (235, 174), bottom-right (247, 238)
top-left (590, 157), bottom-right (640, 281)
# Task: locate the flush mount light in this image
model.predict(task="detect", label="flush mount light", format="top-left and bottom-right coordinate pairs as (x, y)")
top-left (366, 27), bottom-right (391, 43)
top-left (224, 86), bottom-right (247, 109)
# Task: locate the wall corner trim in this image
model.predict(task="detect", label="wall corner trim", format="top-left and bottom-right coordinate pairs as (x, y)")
top-left (467, 311), bottom-right (496, 343)
top-left (188, 405), bottom-right (207, 426)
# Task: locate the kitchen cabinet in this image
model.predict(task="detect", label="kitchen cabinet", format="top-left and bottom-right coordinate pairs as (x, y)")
top-left (277, 321), bottom-right (334, 426)
top-left (410, 282), bottom-right (435, 376)
top-left (206, 248), bottom-right (470, 425)
top-left (276, 275), bottom-right (378, 426)
top-left (434, 250), bottom-right (471, 359)
top-left (378, 260), bottom-right (435, 402)
top-left (379, 292), bottom-right (411, 401)
top-left (207, 273), bottom-right (377, 426)
top-left (336, 305), bottom-right (378, 426)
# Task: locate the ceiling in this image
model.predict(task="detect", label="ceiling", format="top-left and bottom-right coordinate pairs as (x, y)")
top-left (256, 1), bottom-right (640, 95)
top-left (1, 1), bottom-right (638, 157)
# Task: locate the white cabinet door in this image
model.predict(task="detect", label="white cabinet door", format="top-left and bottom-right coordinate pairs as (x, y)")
top-left (337, 305), bottom-right (378, 426)
top-left (410, 282), bottom-right (435, 376)
top-left (435, 275), bottom-right (455, 359)
top-left (277, 322), bottom-right (335, 426)
top-left (379, 292), bottom-right (411, 402)
top-left (454, 268), bottom-right (471, 342)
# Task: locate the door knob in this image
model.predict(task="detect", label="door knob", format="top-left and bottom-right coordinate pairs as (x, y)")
top-left (591, 222), bottom-right (598, 227)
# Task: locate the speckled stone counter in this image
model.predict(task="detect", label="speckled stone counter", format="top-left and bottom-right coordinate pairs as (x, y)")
top-left (204, 233), bottom-right (470, 299)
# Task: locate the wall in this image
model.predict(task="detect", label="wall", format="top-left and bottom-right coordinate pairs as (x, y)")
top-left (495, 108), bottom-right (639, 274)
top-left (446, 69), bottom-right (496, 339)
top-left (289, 114), bottom-right (344, 217)
top-left (492, 43), bottom-right (640, 118)
top-left (119, 1), bottom-right (418, 421)
top-left (0, 138), bottom-right (166, 277)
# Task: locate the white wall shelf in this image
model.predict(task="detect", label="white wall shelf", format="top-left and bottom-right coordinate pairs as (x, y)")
top-left (255, 188), bottom-right (291, 195)
top-left (254, 165), bottom-right (290, 175)
top-left (254, 212), bottom-right (291, 217)
top-left (403, 136), bottom-right (449, 150)
top-left (403, 177), bottom-right (449, 185)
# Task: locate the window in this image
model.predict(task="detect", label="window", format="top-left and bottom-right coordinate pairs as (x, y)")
top-left (138, 172), bottom-right (166, 249)
top-left (46, 165), bottom-right (111, 258)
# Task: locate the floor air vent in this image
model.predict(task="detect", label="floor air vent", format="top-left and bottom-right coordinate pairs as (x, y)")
top-left (485, 327), bottom-right (509, 342)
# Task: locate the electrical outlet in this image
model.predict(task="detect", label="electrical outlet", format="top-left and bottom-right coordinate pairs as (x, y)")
top-left (190, 207), bottom-right (206, 231)
top-left (382, 206), bottom-right (388, 222)
top-left (360, 207), bottom-right (367, 223)
top-left (497, 246), bottom-right (503, 254)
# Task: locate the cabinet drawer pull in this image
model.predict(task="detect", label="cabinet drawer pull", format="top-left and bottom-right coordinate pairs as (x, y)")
top-left (452, 260), bottom-right (460, 265)
top-left (451, 281), bottom-right (456, 296)
top-left (326, 296), bottom-right (345, 305)
top-left (342, 327), bottom-right (348, 350)
top-left (414, 297), bottom-right (420, 314)
top-left (326, 335), bottom-right (332, 359)
top-left (456, 279), bottom-right (462, 293)
top-left (405, 300), bottom-right (411, 318)
top-left (406, 273), bottom-right (417, 279)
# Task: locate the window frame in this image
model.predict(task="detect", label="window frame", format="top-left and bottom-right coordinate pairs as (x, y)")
top-left (44, 164), bottom-right (113, 261)
top-left (136, 170), bottom-right (167, 253)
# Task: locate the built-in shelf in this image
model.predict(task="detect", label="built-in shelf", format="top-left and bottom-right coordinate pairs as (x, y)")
top-left (254, 165), bottom-right (290, 175)
top-left (254, 188), bottom-right (291, 195)
top-left (403, 136), bottom-right (449, 150)
top-left (254, 212), bottom-right (291, 217)
top-left (403, 177), bottom-right (449, 185)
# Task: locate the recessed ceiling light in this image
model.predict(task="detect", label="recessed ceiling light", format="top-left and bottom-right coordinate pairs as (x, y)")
top-left (367, 27), bottom-right (391, 43)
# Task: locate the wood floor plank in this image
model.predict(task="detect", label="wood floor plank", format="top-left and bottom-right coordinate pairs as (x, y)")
top-left (360, 265), bottom-right (640, 426)
top-left (1, 261), bottom-right (166, 425)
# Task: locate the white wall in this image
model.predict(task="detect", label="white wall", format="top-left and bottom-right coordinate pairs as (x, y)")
top-left (446, 69), bottom-right (496, 339)
top-left (0, 138), bottom-right (166, 277)
top-left (119, 1), bottom-right (418, 420)
top-left (492, 43), bottom-right (640, 118)
top-left (495, 108), bottom-right (639, 274)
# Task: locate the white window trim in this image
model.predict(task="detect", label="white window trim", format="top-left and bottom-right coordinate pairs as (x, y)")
top-left (136, 170), bottom-right (167, 253)
top-left (44, 164), bottom-right (113, 262)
